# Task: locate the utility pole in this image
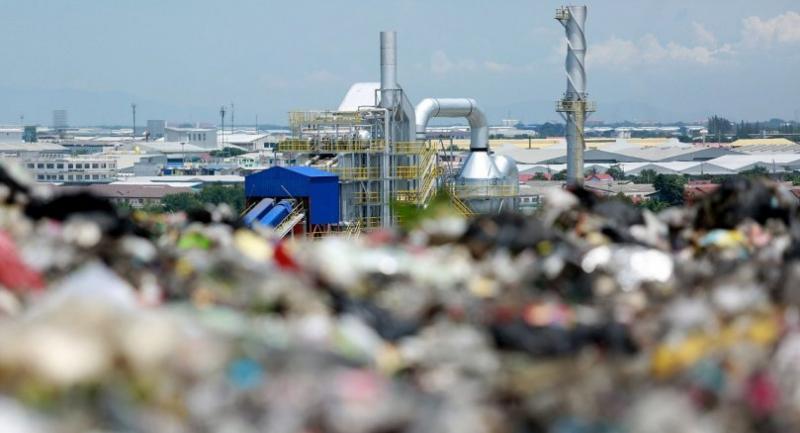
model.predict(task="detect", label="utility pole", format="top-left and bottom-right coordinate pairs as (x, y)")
top-left (220, 105), bottom-right (226, 148)
top-left (131, 103), bottom-right (137, 141)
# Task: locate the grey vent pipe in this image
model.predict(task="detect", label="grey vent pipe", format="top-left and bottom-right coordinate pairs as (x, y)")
top-left (415, 98), bottom-right (488, 151)
top-left (380, 31), bottom-right (397, 108)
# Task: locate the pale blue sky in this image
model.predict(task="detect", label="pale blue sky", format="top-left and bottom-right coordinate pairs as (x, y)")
top-left (0, 0), bottom-right (798, 125)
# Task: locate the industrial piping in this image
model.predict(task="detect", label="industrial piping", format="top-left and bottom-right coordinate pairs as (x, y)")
top-left (414, 98), bottom-right (489, 151)
top-left (379, 31), bottom-right (397, 228)
top-left (556, 5), bottom-right (594, 186)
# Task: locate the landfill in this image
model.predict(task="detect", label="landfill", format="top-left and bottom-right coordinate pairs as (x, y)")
top-left (1, 161), bottom-right (800, 433)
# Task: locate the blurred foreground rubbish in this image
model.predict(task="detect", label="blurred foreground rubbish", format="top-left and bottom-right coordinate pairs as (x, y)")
top-left (1, 161), bottom-right (800, 432)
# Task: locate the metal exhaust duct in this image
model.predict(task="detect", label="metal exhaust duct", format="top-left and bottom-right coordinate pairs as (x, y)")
top-left (414, 98), bottom-right (488, 151)
top-left (556, 5), bottom-right (595, 186)
top-left (380, 31), bottom-right (398, 108)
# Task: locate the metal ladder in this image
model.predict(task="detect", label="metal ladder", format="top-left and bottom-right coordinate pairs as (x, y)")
top-left (448, 190), bottom-right (475, 217)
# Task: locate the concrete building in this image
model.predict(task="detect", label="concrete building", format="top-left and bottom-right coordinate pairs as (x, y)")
top-left (165, 127), bottom-right (217, 149)
top-left (131, 154), bottom-right (169, 176)
top-left (0, 142), bottom-right (68, 158)
top-left (0, 128), bottom-right (23, 143)
top-left (53, 110), bottom-right (68, 131)
top-left (219, 132), bottom-right (274, 151)
top-left (147, 120), bottom-right (166, 140)
top-left (23, 154), bottom-right (117, 184)
top-left (55, 184), bottom-right (193, 209)
top-left (113, 175), bottom-right (243, 188)
top-left (585, 180), bottom-right (656, 202)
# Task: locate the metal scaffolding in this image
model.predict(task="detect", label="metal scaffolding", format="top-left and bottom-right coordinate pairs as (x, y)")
top-left (279, 109), bottom-right (436, 230)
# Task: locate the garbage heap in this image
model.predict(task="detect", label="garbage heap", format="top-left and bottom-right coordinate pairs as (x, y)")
top-left (1, 161), bottom-right (800, 433)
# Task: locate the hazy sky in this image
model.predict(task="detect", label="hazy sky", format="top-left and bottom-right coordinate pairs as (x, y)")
top-left (1, 0), bottom-right (799, 125)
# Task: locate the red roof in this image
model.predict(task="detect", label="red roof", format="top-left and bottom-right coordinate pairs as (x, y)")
top-left (684, 183), bottom-right (720, 203)
top-left (585, 173), bottom-right (613, 182)
top-left (56, 184), bottom-right (194, 199)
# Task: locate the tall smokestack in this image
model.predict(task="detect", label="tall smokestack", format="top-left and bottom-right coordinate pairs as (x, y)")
top-left (380, 31), bottom-right (398, 108)
top-left (556, 6), bottom-right (595, 186)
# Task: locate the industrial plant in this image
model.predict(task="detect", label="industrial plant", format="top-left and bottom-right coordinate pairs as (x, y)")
top-left (6, 4), bottom-right (800, 239)
top-left (241, 24), bottom-right (543, 235)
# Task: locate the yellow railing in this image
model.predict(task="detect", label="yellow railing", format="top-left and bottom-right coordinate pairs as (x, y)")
top-left (351, 217), bottom-right (382, 229)
top-left (277, 138), bottom-right (386, 154)
top-left (395, 145), bottom-right (436, 180)
top-left (395, 166), bottom-right (420, 179)
top-left (274, 204), bottom-right (305, 236)
top-left (393, 141), bottom-right (430, 154)
top-left (318, 140), bottom-right (385, 153)
top-left (418, 166), bottom-right (441, 204)
top-left (394, 146), bottom-right (440, 204)
top-left (351, 191), bottom-right (381, 204)
top-left (328, 167), bottom-right (381, 181)
top-left (451, 184), bottom-right (518, 198)
top-left (346, 219), bottom-right (363, 239)
top-left (278, 139), bottom-right (436, 155)
top-left (555, 100), bottom-right (597, 113)
top-left (394, 190), bottom-right (419, 203)
top-left (448, 191), bottom-right (475, 217)
top-left (277, 139), bottom-right (312, 152)
top-left (289, 111), bottom-right (362, 126)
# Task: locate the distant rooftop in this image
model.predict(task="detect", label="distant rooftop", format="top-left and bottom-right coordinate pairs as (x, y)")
top-left (731, 138), bottom-right (796, 147)
top-left (114, 175), bottom-right (244, 185)
top-left (55, 184), bottom-right (194, 199)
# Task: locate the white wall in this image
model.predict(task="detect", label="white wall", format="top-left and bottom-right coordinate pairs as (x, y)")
top-left (0, 129), bottom-right (23, 143)
top-left (165, 128), bottom-right (218, 149)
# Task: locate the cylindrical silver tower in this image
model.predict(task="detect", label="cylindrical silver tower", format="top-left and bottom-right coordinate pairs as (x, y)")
top-left (556, 6), bottom-right (594, 186)
top-left (380, 31), bottom-right (397, 109)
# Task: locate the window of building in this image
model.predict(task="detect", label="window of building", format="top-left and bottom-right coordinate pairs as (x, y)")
top-left (46, 164), bottom-right (54, 169)
top-left (101, 163), bottom-right (106, 169)
top-left (27, 163), bottom-right (34, 169)
top-left (36, 174), bottom-right (44, 180)
top-left (92, 174), bottom-right (99, 180)
top-left (68, 164), bottom-right (73, 169)
top-left (76, 164), bottom-right (82, 169)
top-left (92, 163), bottom-right (98, 169)
top-left (68, 175), bottom-right (73, 181)
top-left (58, 175), bottom-right (64, 180)
top-left (56, 164), bottom-right (63, 169)
top-left (37, 163), bottom-right (43, 169)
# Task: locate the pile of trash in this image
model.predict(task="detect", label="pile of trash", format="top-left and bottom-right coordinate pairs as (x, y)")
top-left (1, 161), bottom-right (800, 433)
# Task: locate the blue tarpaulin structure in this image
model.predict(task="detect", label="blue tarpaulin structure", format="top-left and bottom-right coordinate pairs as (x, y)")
top-left (244, 166), bottom-right (339, 225)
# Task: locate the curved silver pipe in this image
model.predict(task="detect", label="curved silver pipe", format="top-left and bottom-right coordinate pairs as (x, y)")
top-left (414, 98), bottom-right (488, 150)
top-left (556, 5), bottom-right (590, 185)
top-left (558, 6), bottom-right (587, 100)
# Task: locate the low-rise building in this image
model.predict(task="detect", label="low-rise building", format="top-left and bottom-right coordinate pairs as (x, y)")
top-left (55, 184), bottom-right (193, 208)
top-left (165, 127), bottom-right (217, 149)
top-left (585, 181), bottom-right (656, 203)
top-left (23, 154), bottom-right (117, 184)
top-left (219, 133), bottom-right (275, 151)
top-left (0, 128), bottom-right (23, 143)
